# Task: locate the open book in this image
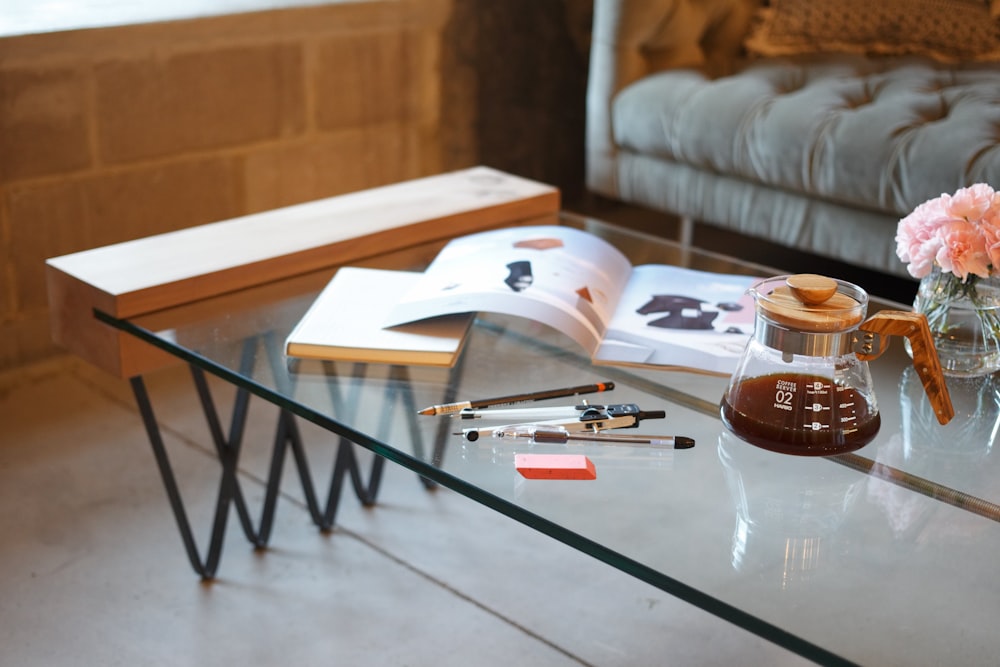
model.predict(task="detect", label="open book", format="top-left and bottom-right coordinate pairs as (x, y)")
top-left (384, 225), bottom-right (760, 374)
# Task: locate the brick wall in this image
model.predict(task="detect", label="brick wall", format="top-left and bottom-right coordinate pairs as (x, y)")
top-left (0, 0), bottom-right (475, 372)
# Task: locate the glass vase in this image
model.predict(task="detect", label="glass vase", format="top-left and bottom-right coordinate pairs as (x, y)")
top-left (909, 266), bottom-right (1000, 377)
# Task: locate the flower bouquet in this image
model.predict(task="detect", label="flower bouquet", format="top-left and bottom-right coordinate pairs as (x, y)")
top-left (896, 183), bottom-right (1000, 376)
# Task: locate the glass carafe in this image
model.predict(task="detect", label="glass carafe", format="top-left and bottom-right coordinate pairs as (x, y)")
top-left (721, 275), bottom-right (953, 456)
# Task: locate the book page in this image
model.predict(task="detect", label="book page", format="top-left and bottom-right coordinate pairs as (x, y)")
top-left (384, 225), bottom-right (633, 355)
top-left (596, 264), bottom-right (758, 374)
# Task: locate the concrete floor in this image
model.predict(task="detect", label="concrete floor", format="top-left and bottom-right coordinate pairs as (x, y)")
top-left (0, 356), bottom-right (811, 666)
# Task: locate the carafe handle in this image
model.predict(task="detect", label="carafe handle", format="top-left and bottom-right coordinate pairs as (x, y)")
top-left (856, 310), bottom-right (954, 425)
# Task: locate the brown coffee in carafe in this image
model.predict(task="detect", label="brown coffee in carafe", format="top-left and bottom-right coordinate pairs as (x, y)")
top-left (720, 372), bottom-right (881, 456)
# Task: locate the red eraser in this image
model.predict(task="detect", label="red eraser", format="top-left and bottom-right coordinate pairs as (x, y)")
top-left (514, 453), bottom-right (596, 480)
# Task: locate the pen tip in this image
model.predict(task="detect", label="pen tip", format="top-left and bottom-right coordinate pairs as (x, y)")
top-left (417, 407), bottom-right (434, 416)
top-left (675, 436), bottom-right (696, 449)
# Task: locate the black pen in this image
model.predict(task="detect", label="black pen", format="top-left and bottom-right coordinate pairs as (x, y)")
top-left (417, 381), bottom-right (615, 416)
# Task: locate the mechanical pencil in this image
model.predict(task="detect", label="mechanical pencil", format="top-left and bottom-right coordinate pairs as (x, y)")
top-left (491, 425), bottom-right (695, 449)
top-left (417, 381), bottom-right (615, 416)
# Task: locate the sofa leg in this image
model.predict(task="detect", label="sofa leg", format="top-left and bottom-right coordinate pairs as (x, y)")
top-left (679, 215), bottom-right (694, 247)
top-left (678, 216), bottom-right (695, 267)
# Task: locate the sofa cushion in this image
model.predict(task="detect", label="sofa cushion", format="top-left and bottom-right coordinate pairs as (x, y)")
top-left (745, 0), bottom-right (1000, 63)
top-left (611, 53), bottom-right (1000, 217)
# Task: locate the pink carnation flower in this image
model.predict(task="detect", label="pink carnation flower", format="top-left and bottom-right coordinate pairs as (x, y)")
top-left (896, 198), bottom-right (949, 278)
top-left (946, 183), bottom-right (995, 221)
top-left (934, 218), bottom-right (991, 281)
top-left (896, 183), bottom-right (999, 279)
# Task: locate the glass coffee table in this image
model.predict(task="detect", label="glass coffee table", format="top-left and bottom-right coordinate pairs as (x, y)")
top-left (98, 213), bottom-right (1000, 666)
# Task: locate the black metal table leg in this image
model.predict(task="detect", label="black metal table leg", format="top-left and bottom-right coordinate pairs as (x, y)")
top-left (429, 349), bottom-right (469, 474)
top-left (130, 338), bottom-right (305, 577)
top-left (130, 375), bottom-right (238, 579)
top-left (259, 333), bottom-right (389, 530)
top-left (130, 329), bottom-right (459, 577)
top-left (188, 364), bottom-right (289, 549)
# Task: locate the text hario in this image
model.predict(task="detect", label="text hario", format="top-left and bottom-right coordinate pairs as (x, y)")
top-left (773, 380), bottom-right (796, 411)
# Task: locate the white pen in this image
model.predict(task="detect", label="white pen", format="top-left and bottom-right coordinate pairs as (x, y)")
top-left (458, 414), bottom-right (644, 441)
top-left (459, 403), bottom-right (665, 423)
top-left (458, 405), bottom-right (603, 420)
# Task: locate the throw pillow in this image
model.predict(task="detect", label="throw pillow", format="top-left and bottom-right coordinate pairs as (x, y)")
top-left (745, 0), bottom-right (1000, 63)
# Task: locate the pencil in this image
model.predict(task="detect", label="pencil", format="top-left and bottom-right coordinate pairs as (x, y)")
top-left (417, 381), bottom-right (615, 416)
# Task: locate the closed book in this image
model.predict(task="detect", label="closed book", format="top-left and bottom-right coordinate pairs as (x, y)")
top-left (285, 267), bottom-right (473, 367)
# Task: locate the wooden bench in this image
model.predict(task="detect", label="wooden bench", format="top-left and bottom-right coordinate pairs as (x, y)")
top-left (45, 166), bottom-right (560, 378)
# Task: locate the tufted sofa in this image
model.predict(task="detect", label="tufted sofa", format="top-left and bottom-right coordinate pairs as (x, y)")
top-left (586, 0), bottom-right (1000, 279)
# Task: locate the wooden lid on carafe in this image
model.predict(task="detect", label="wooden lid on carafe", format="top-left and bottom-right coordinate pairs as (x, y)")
top-left (757, 274), bottom-right (866, 332)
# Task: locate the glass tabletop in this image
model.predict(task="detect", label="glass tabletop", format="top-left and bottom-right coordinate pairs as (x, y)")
top-left (109, 213), bottom-right (1000, 666)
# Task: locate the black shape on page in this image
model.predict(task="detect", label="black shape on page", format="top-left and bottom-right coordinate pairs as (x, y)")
top-left (637, 294), bottom-right (743, 331)
top-left (504, 260), bottom-right (533, 292)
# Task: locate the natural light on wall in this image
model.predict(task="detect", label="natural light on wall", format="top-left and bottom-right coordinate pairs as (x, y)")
top-left (0, 0), bottom-right (357, 37)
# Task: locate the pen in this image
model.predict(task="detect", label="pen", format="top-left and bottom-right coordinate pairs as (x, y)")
top-left (417, 381), bottom-right (615, 416)
top-left (458, 406), bottom-right (597, 420)
top-left (492, 425), bottom-right (695, 449)
top-left (458, 403), bottom-right (659, 421)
